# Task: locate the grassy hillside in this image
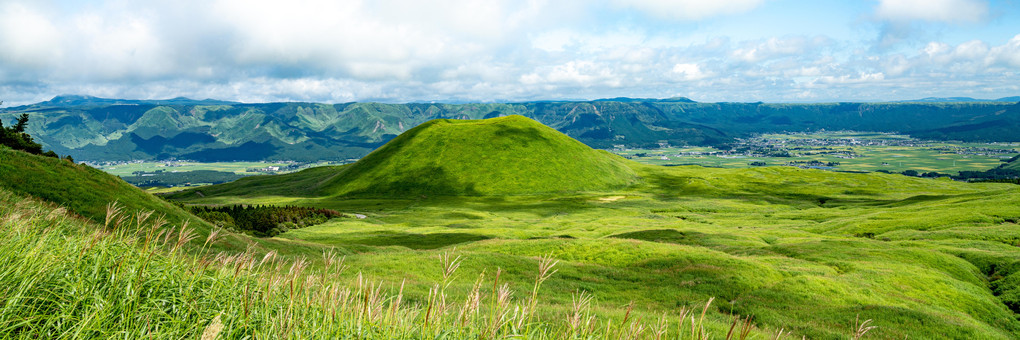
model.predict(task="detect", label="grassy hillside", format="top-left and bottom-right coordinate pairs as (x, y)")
top-left (9, 112), bottom-right (1020, 337)
top-left (3, 182), bottom-right (818, 339)
top-left (321, 115), bottom-right (639, 196)
top-left (0, 146), bottom-right (199, 227)
top-left (1003, 155), bottom-right (1020, 170)
top-left (0, 146), bottom-right (327, 256)
top-left (174, 158), bottom-right (1020, 338)
top-left (170, 116), bottom-right (640, 199)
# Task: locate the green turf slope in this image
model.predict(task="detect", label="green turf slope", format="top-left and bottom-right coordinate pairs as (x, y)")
top-left (326, 115), bottom-right (639, 196)
top-left (0, 146), bottom-right (202, 228)
top-left (0, 146), bottom-right (333, 257)
top-left (1004, 155), bottom-right (1020, 170)
top-left (171, 115), bottom-right (639, 199)
top-left (320, 115), bottom-right (639, 196)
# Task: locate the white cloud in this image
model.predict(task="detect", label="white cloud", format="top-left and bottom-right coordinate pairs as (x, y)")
top-left (875, 0), bottom-right (988, 23)
top-left (989, 34), bottom-right (1020, 68)
top-left (671, 63), bottom-right (709, 81)
top-left (0, 0), bottom-right (1018, 106)
top-left (69, 11), bottom-right (172, 79)
top-left (0, 2), bottom-right (63, 69)
top-left (612, 0), bottom-right (765, 20)
top-left (520, 61), bottom-right (620, 87)
top-left (531, 30), bottom-right (577, 52)
top-left (732, 36), bottom-right (830, 63)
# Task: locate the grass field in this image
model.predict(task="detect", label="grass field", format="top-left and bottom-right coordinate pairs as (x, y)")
top-left (617, 131), bottom-right (1019, 174)
top-left (93, 131), bottom-right (1018, 190)
top-left (172, 162), bottom-right (1020, 339)
top-left (9, 121), bottom-right (1020, 338)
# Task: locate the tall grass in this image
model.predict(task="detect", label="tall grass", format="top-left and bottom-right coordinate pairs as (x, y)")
top-left (0, 191), bottom-right (875, 339)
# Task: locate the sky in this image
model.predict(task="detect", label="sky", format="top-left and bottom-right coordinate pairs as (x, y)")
top-left (1, 0), bottom-right (1019, 105)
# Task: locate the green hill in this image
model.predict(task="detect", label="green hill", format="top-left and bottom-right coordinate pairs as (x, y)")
top-left (171, 151), bottom-right (1020, 338)
top-left (1004, 154), bottom-right (1020, 170)
top-left (320, 115), bottom-right (639, 196)
top-left (0, 144), bottom-right (335, 257)
top-left (0, 145), bottom-right (201, 228)
top-left (172, 115), bottom-right (641, 198)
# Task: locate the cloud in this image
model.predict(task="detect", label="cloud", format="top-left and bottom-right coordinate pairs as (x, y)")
top-left (0, 2), bottom-right (62, 69)
top-left (520, 61), bottom-right (621, 87)
top-left (732, 36), bottom-right (831, 63)
top-left (875, 0), bottom-right (988, 23)
top-left (671, 63), bottom-right (709, 81)
top-left (0, 0), bottom-right (1017, 106)
top-left (611, 0), bottom-right (765, 20)
top-left (989, 34), bottom-right (1020, 68)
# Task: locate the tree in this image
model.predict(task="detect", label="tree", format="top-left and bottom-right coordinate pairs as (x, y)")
top-left (13, 113), bottom-right (29, 133)
top-left (0, 111), bottom-right (54, 157)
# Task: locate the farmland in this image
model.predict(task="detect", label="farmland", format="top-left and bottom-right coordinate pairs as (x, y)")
top-left (617, 131), bottom-right (1018, 174)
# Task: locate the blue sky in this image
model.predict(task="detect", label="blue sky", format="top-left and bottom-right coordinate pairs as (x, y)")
top-left (1, 0), bottom-right (1018, 105)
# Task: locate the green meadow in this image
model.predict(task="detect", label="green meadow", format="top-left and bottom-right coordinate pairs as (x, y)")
top-left (169, 161), bottom-right (1020, 339)
top-left (5, 116), bottom-right (1020, 339)
top-left (161, 118), bottom-right (1020, 339)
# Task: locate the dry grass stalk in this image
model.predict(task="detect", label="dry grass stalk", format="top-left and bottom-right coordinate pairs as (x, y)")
top-left (134, 210), bottom-right (153, 229)
top-left (104, 201), bottom-right (125, 230)
top-left (171, 222), bottom-right (197, 254)
top-left (440, 249), bottom-right (463, 287)
top-left (458, 271), bottom-right (485, 328)
top-left (852, 314), bottom-right (876, 339)
top-left (651, 312), bottom-right (669, 340)
top-left (524, 253), bottom-right (559, 331)
top-left (674, 305), bottom-right (692, 338)
top-left (389, 279), bottom-right (405, 322)
top-left (485, 281), bottom-right (514, 338)
top-left (45, 207), bottom-right (66, 221)
top-left (260, 250), bottom-right (278, 268)
top-left (695, 297), bottom-right (716, 339)
top-left (82, 228), bottom-right (110, 254)
top-left (423, 283), bottom-right (442, 329)
top-left (204, 228), bottom-right (222, 248)
top-left (159, 226), bottom-right (176, 248)
top-left (322, 248), bottom-right (347, 279)
top-left (724, 315), bottom-right (754, 340)
top-left (772, 328), bottom-right (787, 339)
top-left (568, 290), bottom-right (595, 337)
top-left (628, 318), bottom-right (646, 340)
top-left (200, 314), bottom-right (224, 340)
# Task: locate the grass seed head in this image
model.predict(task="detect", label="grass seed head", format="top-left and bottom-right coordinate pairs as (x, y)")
top-left (200, 314), bottom-right (224, 340)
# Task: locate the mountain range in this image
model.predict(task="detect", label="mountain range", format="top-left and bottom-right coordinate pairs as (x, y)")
top-left (2, 95), bottom-right (1018, 162)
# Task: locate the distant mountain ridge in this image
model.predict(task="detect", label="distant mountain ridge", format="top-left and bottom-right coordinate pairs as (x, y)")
top-left (896, 96), bottom-right (1020, 103)
top-left (26, 94), bottom-right (240, 108)
top-left (2, 95), bottom-right (1020, 162)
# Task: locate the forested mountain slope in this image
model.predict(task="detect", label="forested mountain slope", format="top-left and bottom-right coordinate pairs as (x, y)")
top-left (3, 95), bottom-right (1017, 161)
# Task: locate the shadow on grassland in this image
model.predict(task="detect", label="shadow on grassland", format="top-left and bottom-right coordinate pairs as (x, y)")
top-left (340, 166), bottom-right (481, 197)
top-left (339, 231), bottom-right (490, 250)
top-left (609, 229), bottom-right (740, 248)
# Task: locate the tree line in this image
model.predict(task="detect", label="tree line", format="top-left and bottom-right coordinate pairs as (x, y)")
top-left (187, 204), bottom-right (346, 237)
top-left (0, 107), bottom-right (72, 161)
top-left (876, 157), bottom-right (1020, 184)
